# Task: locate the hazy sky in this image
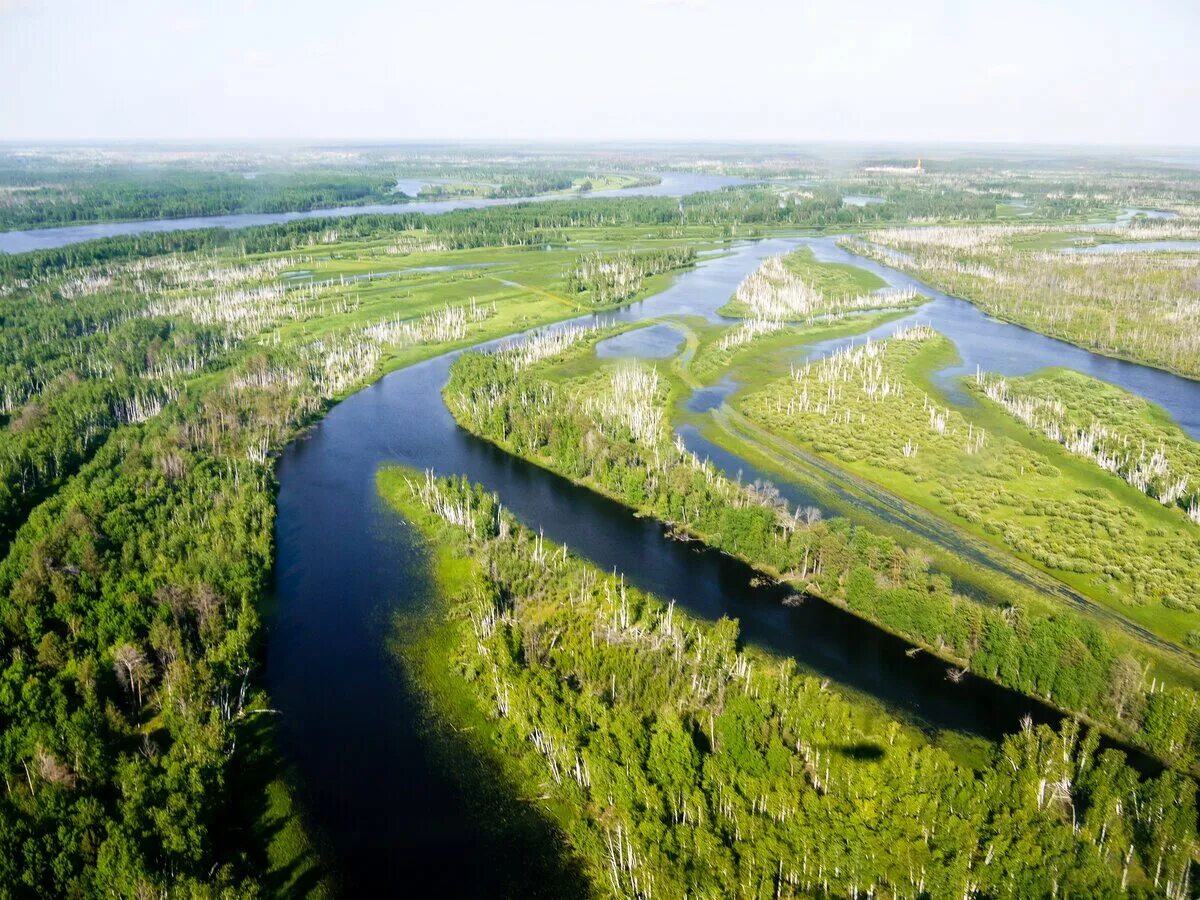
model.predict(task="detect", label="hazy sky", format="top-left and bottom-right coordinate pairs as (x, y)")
top-left (2, 0), bottom-right (1197, 145)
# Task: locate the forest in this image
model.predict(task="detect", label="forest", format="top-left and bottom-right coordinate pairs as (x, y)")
top-left (0, 149), bottom-right (656, 230)
top-left (443, 331), bottom-right (1200, 766)
top-left (0, 146), bottom-right (1199, 895)
top-left (381, 467), bottom-right (1196, 898)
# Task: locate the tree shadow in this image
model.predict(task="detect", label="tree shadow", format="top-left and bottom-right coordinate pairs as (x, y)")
top-left (834, 742), bottom-right (886, 761)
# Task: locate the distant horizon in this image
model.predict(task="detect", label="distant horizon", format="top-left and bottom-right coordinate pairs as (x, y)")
top-left (3, 138), bottom-right (1199, 153)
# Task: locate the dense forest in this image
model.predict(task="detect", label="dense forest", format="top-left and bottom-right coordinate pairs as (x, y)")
top-left (385, 468), bottom-right (1196, 898)
top-left (0, 162), bottom-right (644, 230)
top-left (0, 168), bottom-right (402, 229)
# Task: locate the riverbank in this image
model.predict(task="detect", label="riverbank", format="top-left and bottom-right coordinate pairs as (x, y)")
top-left (375, 466), bottom-right (1193, 898)
top-left (443, 320), bottom-right (1200, 769)
top-left (376, 467), bottom-right (589, 897)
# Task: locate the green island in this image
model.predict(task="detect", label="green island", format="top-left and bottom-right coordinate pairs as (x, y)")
top-left (377, 465), bottom-right (1195, 898)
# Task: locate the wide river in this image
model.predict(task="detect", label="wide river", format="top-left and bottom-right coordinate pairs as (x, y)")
top-left (269, 225), bottom-right (1199, 891)
top-left (0, 172), bottom-right (745, 254)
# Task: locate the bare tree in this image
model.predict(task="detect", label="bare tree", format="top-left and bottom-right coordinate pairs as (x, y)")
top-left (113, 643), bottom-right (152, 713)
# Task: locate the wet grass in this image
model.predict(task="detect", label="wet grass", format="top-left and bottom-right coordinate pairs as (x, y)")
top-left (735, 333), bottom-right (1200, 674)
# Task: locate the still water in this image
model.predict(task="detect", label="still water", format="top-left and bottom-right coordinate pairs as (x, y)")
top-left (0, 172), bottom-right (747, 254)
top-left (271, 233), bottom-right (1194, 891)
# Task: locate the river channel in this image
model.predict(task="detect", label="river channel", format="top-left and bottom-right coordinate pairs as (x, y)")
top-left (269, 231), bottom-right (1197, 891)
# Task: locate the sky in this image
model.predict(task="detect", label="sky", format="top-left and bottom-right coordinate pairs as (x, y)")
top-left (2, 0), bottom-right (1198, 146)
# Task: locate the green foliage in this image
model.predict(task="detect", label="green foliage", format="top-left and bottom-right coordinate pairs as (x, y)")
top-left (740, 333), bottom-right (1200, 651)
top-left (445, 336), bottom-right (1200, 767)
top-left (564, 247), bottom-right (696, 304)
top-left (388, 469), bottom-right (1197, 898)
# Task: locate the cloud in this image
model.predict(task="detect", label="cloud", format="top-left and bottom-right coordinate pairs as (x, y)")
top-left (0, 0), bottom-right (35, 14)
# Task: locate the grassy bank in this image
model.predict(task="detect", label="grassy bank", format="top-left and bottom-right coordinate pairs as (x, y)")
top-left (375, 466), bottom-right (1195, 898)
top-left (739, 332), bottom-right (1200, 656)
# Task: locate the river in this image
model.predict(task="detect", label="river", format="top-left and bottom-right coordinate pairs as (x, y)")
top-left (269, 230), bottom-right (1198, 891)
top-left (0, 172), bottom-right (746, 254)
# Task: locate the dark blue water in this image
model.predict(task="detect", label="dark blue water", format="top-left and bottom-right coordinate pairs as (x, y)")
top-left (0, 172), bottom-right (748, 254)
top-left (270, 234), bottom-right (1190, 892)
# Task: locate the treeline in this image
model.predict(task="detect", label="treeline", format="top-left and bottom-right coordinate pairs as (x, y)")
top-left (0, 286), bottom-right (231, 545)
top-left (0, 198), bottom-right (687, 282)
top-left (444, 347), bottom-right (1200, 767)
top-left (0, 168), bottom-right (402, 230)
top-left (387, 468), bottom-right (1197, 898)
top-left (683, 186), bottom-right (1002, 228)
top-left (564, 247), bottom-right (696, 304)
top-left (1, 184), bottom-right (1022, 284)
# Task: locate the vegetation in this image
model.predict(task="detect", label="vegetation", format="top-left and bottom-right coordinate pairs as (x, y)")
top-left (720, 246), bottom-right (886, 316)
top-left (973, 368), bottom-right (1200, 523)
top-left (847, 223), bottom-right (1200, 377)
top-left (719, 250), bottom-right (916, 322)
top-left (0, 150), bottom-right (658, 230)
top-left (739, 330), bottom-right (1200, 650)
top-left (4, 148), bottom-right (1200, 893)
top-left (444, 328), bottom-right (1200, 765)
top-left (0, 207), bottom-right (730, 890)
top-left (565, 247), bottom-right (696, 305)
top-left (382, 466), bottom-right (1197, 899)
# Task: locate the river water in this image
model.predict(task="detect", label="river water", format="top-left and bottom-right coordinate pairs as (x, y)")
top-left (0, 172), bottom-right (746, 254)
top-left (269, 230), bottom-right (1197, 891)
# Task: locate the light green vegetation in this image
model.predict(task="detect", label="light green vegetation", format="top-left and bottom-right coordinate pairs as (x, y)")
top-left (444, 322), bottom-right (1200, 767)
top-left (378, 466), bottom-right (1196, 899)
top-left (680, 401), bottom-right (1200, 692)
top-left (851, 224), bottom-right (1200, 377)
top-left (973, 368), bottom-right (1200, 525)
top-left (717, 246), bottom-right (914, 323)
top-left (738, 332), bottom-right (1200, 654)
top-left (774, 245), bottom-right (886, 296)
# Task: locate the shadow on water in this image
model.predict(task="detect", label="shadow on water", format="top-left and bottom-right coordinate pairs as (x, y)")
top-left (269, 233), bottom-right (1182, 893)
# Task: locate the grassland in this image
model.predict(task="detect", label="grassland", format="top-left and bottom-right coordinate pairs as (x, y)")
top-left (775, 245), bottom-right (887, 295)
top-left (973, 368), bottom-right (1200, 523)
top-left (737, 331), bottom-right (1200, 653)
top-left (849, 224), bottom-right (1200, 378)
